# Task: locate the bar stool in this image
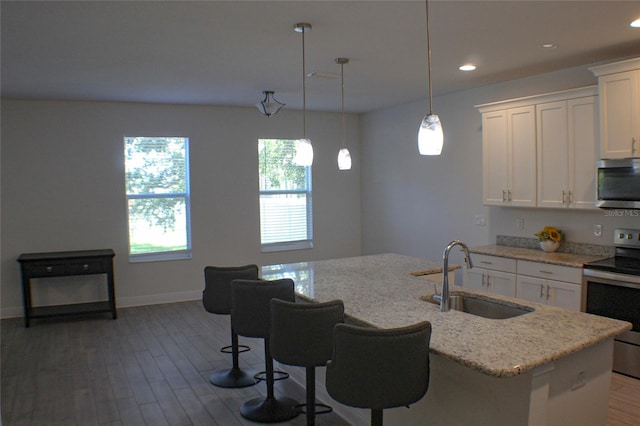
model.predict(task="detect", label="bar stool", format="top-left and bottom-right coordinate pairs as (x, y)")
top-left (202, 265), bottom-right (259, 388)
top-left (231, 278), bottom-right (299, 423)
top-left (325, 321), bottom-right (432, 426)
top-left (270, 299), bottom-right (345, 426)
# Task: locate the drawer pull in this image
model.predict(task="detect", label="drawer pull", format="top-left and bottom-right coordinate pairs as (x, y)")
top-left (539, 270), bottom-right (554, 275)
top-left (46, 266), bottom-right (53, 272)
top-left (83, 264), bottom-right (89, 270)
top-left (480, 261), bottom-right (493, 265)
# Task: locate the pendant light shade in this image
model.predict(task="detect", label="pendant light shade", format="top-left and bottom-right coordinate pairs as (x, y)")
top-left (338, 148), bottom-right (352, 170)
top-left (418, 114), bottom-right (443, 155)
top-left (293, 138), bottom-right (314, 166)
top-left (294, 23), bottom-right (314, 166)
top-left (336, 57), bottom-right (352, 170)
top-left (418, 0), bottom-right (443, 156)
top-left (256, 90), bottom-right (285, 117)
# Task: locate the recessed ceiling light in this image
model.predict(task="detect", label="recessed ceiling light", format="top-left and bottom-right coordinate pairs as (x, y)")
top-left (539, 43), bottom-right (558, 49)
top-left (631, 18), bottom-right (640, 28)
top-left (459, 64), bottom-right (476, 71)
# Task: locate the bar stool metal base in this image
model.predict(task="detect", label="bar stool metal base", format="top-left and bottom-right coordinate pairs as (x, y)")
top-left (240, 396), bottom-right (299, 423)
top-left (209, 367), bottom-right (257, 388)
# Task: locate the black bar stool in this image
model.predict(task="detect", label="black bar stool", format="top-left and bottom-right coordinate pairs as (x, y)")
top-left (270, 299), bottom-right (345, 426)
top-left (231, 278), bottom-right (299, 423)
top-left (325, 321), bottom-right (432, 426)
top-left (202, 265), bottom-right (259, 388)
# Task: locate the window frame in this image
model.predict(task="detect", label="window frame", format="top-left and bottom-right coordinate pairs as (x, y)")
top-left (124, 136), bottom-right (192, 263)
top-left (258, 139), bottom-right (313, 253)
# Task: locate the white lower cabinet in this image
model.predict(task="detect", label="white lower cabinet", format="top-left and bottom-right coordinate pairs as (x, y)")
top-left (464, 254), bottom-right (517, 298)
top-left (464, 255), bottom-right (583, 311)
top-left (516, 260), bottom-right (582, 311)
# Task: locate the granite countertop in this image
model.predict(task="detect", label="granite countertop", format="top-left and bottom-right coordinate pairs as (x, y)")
top-left (469, 244), bottom-right (609, 267)
top-left (261, 253), bottom-right (630, 378)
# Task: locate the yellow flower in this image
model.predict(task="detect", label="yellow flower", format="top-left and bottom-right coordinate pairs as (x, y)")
top-left (534, 226), bottom-right (564, 242)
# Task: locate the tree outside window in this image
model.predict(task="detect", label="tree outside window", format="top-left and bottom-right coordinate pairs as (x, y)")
top-left (258, 139), bottom-right (313, 251)
top-left (124, 137), bottom-right (191, 261)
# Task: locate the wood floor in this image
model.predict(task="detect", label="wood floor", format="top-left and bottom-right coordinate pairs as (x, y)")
top-left (1, 300), bottom-right (639, 425)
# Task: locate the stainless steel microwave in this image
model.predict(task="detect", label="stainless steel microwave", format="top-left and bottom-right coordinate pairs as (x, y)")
top-left (596, 158), bottom-right (640, 209)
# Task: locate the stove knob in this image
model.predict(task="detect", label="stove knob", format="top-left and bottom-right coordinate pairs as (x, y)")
top-left (628, 234), bottom-right (633, 239)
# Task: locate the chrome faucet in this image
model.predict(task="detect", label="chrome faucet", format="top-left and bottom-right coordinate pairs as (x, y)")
top-left (441, 240), bottom-right (473, 312)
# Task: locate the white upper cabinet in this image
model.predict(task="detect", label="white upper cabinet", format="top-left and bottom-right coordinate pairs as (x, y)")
top-left (536, 95), bottom-right (597, 209)
top-left (481, 105), bottom-right (536, 207)
top-left (590, 57), bottom-right (640, 159)
top-left (477, 86), bottom-right (598, 209)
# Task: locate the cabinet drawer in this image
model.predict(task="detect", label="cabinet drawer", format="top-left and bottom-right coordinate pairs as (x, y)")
top-left (470, 254), bottom-right (517, 273)
top-left (517, 260), bottom-right (582, 283)
top-left (29, 263), bottom-right (66, 276)
top-left (66, 261), bottom-right (105, 275)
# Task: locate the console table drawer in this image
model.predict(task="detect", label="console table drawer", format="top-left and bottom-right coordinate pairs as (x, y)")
top-left (29, 263), bottom-right (67, 276)
top-left (66, 261), bottom-right (105, 275)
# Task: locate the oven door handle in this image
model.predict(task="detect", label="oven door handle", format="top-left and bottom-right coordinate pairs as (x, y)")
top-left (583, 268), bottom-right (640, 288)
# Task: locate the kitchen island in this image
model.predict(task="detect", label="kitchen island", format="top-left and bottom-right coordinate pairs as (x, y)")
top-left (262, 253), bottom-right (631, 426)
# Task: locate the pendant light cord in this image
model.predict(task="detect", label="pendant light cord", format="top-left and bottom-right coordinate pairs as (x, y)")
top-left (302, 27), bottom-right (307, 138)
top-left (341, 61), bottom-right (346, 148)
top-left (426, 0), bottom-right (433, 115)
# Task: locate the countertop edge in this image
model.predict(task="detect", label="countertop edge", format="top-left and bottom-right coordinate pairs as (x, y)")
top-left (469, 244), bottom-right (609, 267)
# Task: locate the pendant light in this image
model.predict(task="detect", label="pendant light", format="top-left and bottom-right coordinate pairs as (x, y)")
top-left (293, 23), bottom-right (313, 166)
top-left (256, 90), bottom-right (285, 117)
top-left (417, 0), bottom-right (443, 156)
top-left (336, 57), bottom-right (352, 170)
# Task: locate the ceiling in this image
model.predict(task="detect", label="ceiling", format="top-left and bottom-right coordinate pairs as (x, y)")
top-left (2, 0), bottom-right (640, 113)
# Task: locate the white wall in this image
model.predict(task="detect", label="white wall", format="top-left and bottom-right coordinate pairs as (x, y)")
top-left (1, 100), bottom-right (361, 317)
top-left (360, 63), bottom-right (639, 262)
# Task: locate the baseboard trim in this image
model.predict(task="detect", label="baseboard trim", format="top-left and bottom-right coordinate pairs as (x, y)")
top-left (1, 290), bottom-right (202, 319)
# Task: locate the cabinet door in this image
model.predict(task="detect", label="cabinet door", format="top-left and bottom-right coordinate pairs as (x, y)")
top-left (488, 270), bottom-right (517, 297)
top-left (567, 96), bottom-right (597, 209)
top-left (516, 275), bottom-right (546, 304)
top-left (598, 70), bottom-right (640, 158)
top-left (482, 110), bottom-right (509, 205)
top-left (508, 106), bottom-right (536, 207)
top-left (464, 267), bottom-right (489, 293)
top-left (536, 101), bottom-right (568, 208)
top-left (547, 280), bottom-right (581, 311)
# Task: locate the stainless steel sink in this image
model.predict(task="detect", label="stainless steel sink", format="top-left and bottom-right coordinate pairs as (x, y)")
top-left (425, 293), bottom-right (533, 319)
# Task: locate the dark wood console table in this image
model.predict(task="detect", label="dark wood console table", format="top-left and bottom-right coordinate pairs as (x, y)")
top-left (17, 249), bottom-right (116, 327)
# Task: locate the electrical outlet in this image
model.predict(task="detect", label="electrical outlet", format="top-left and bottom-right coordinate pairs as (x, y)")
top-left (572, 371), bottom-right (587, 390)
top-left (516, 218), bottom-right (525, 229)
top-left (474, 215), bottom-right (486, 226)
top-left (594, 224), bottom-right (602, 237)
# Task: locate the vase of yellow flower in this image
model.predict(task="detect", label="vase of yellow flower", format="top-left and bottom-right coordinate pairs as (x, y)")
top-left (534, 226), bottom-right (563, 252)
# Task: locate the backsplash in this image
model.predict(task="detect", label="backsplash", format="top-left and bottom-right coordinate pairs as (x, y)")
top-left (496, 235), bottom-right (614, 257)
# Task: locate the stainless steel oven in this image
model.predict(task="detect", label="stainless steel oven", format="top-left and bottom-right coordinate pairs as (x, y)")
top-left (583, 229), bottom-right (640, 379)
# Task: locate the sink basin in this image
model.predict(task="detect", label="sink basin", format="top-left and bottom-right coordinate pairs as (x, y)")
top-left (423, 293), bottom-right (533, 319)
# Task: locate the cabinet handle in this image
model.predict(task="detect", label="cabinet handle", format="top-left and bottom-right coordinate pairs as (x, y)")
top-left (546, 285), bottom-right (551, 301)
top-left (507, 190), bottom-right (512, 202)
top-left (46, 266), bottom-right (53, 272)
top-left (633, 137), bottom-right (637, 156)
top-left (83, 264), bottom-right (89, 270)
top-left (482, 273), bottom-right (486, 287)
top-left (540, 284), bottom-right (545, 298)
top-left (562, 190), bottom-right (567, 205)
top-left (502, 190), bottom-right (507, 202)
top-left (487, 275), bottom-right (492, 287)
top-left (568, 190), bottom-right (573, 205)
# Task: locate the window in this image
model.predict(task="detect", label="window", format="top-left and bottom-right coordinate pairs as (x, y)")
top-left (258, 139), bottom-right (313, 252)
top-left (124, 137), bottom-right (191, 261)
